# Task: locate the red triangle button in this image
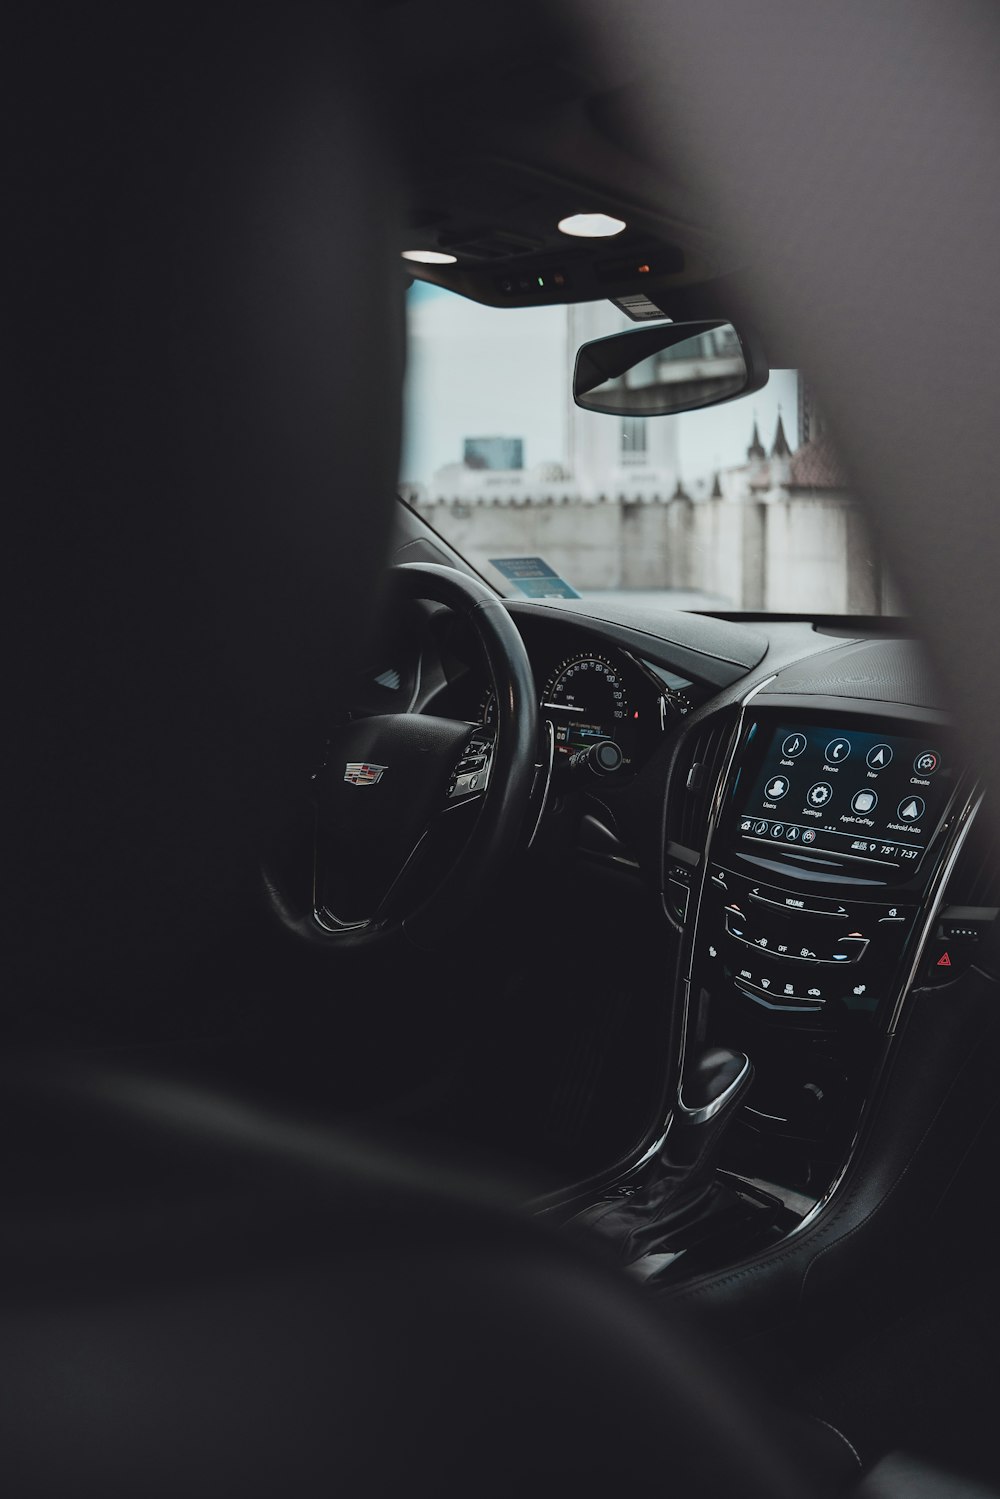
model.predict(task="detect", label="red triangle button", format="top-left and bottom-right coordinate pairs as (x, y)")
top-left (936, 951), bottom-right (952, 968)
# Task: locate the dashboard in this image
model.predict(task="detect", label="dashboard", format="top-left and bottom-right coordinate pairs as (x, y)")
top-left (348, 581), bottom-right (996, 1228)
top-left (409, 605), bottom-right (712, 778)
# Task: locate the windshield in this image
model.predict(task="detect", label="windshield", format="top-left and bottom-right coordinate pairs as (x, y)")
top-left (401, 284), bottom-right (896, 615)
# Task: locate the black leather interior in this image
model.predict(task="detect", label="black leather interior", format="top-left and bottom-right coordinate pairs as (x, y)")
top-left (1, 1055), bottom-right (834, 1499)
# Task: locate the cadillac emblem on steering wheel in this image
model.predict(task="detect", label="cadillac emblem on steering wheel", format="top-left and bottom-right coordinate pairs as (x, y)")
top-left (344, 762), bottom-right (388, 786)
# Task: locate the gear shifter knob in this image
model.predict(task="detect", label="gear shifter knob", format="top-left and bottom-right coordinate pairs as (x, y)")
top-left (661, 1046), bottom-right (752, 1176)
top-left (678, 1046), bottom-right (751, 1122)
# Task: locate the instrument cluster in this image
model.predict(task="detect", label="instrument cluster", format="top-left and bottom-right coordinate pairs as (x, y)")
top-left (475, 636), bottom-right (693, 776)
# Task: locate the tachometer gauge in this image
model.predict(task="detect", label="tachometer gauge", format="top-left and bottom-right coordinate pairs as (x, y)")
top-left (540, 653), bottom-right (634, 761)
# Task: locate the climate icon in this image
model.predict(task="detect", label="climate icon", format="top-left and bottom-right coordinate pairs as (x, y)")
top-left (913, 751), bottom-right (939, 776)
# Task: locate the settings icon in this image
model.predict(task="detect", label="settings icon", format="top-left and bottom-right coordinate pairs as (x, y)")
top-left (807, 781), bottom-right (833, 808)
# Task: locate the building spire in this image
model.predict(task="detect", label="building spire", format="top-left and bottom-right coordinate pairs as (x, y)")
top-left (747, 419), bottom-right (766, 461)
top-left (771, 411), bottom-right (791, 458)
top-left (710, 470), bottom-right (723, 498)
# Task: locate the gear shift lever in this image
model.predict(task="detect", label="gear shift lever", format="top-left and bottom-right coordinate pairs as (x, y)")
top-left (662, 1046), bottom-right (753, 1177)
top-left (573, 1046), bottom-right (753, 1266)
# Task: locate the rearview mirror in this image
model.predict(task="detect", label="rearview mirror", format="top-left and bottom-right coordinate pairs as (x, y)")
top-left (573, 319), bottom-right (768, 416)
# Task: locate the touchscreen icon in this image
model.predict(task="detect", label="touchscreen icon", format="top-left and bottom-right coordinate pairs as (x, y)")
top-left (781, 733), bottom-right (807, 758)
top-left (867, 744), bottom-right (893, 770)
top-left (807, 782), bottom-right (833, 808)
top-left (914, 751), bottom-right (939, 776)
top-left (765, 776), bottom-right (789, 800)
top-left (851, 789), bottom-right (878, 814)
top-left (825, 738), bottom-right (851, 763)
top-left (897, 796), bottom-right (926, 822)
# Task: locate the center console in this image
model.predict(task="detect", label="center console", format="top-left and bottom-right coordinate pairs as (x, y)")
top-left (675, 694), bottom-right (978, 1204)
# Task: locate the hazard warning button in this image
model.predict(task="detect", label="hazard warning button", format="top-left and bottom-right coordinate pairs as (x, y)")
top-left (926, 943), bottom-right (962, 985)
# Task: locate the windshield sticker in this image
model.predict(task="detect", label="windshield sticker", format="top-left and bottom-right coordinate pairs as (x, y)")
top-left (489, 556), bottom-right (581, 599)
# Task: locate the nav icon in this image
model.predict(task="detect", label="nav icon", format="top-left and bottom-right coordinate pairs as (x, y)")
top-left (866, 744), bottom-right (893, 770)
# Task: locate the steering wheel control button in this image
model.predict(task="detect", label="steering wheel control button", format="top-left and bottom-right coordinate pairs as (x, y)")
top-left (765, 775), bottom-right (789, 800)
top-left (825, 737), bottom-right (851, 764)
top-left (913, 751), bottom-right (939, 775)
top-left (851, 789), bottom-right (878, 814)
top-left (897, 795), bottom-right (925, 822)
top-left (866, 744), bottom-right (893, 769)
top-left (781, 733), bottom-right (807, 758)
top-left (806, 782), bottom-right (833, 808)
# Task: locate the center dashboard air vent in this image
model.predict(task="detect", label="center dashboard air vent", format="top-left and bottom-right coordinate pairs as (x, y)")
top-left (666, 711), bottom-right (736, 861)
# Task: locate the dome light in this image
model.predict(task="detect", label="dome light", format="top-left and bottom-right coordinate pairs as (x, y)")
top-left (401, 249), bottom-right (458, 264)
top-left (557, 213), bottom-right (627, 239)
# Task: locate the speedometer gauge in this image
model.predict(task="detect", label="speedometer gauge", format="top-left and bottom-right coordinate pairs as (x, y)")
top-left (541, 654), bottom-right (634, 760)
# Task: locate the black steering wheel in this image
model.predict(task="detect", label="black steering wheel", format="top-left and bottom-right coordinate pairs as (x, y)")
top-left (305, 563), bottom-right (539, 953)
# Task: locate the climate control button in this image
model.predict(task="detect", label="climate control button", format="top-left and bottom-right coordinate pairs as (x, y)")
top-left (829, 935), bottom-right (870, 962)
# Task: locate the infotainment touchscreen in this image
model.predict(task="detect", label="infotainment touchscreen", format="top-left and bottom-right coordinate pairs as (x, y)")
top-left (736, 724), bottom-right (953, 870)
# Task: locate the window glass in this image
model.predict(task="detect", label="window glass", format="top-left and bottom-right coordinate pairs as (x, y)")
top-left (401, 284), bottom-right (896, 614)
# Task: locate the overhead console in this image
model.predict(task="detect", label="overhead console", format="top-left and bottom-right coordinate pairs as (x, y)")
top-left (677, 693), bottom-right (979, 1203)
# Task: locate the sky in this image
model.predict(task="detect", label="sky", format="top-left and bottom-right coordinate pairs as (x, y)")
top-left (400, 281), bottom-right (799, 486)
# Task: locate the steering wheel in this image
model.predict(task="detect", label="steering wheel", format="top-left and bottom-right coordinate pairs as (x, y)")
top-left (304, 563), bottom-right (539, 953)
